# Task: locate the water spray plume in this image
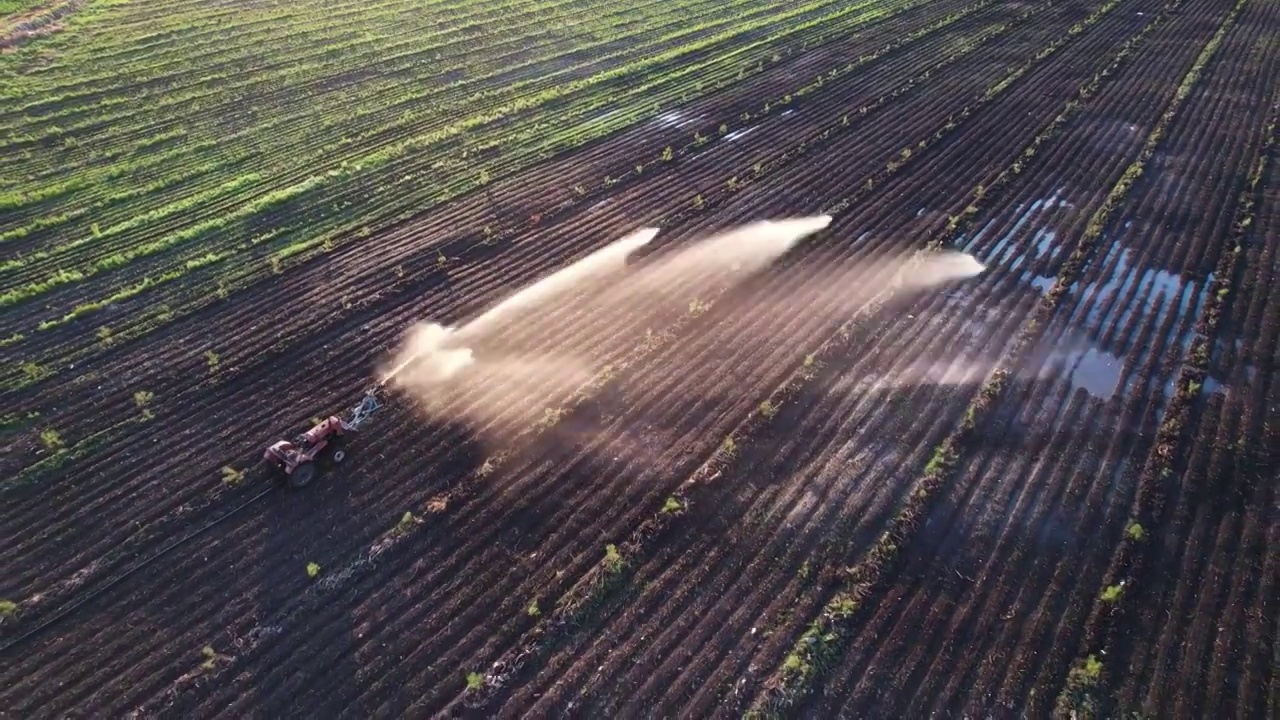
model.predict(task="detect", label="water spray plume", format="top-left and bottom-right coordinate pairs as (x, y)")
top-left (593, 214), bottom-right (830, 310)
top-left (912, 251), bottom-right (985, 285)
top-left (453, 226), bottom-right (658, 345)
top-left (377, 227), bottom-right (656, 386)
top-left (376, 215), bottom-right (981, 438)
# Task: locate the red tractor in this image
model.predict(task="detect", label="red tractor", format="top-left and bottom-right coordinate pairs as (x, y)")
top-left (263, 416), bottom-right (348, 488)
top-left (261, 388), bottom-right (383, 489)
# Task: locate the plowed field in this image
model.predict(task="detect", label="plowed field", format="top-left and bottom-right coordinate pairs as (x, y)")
top-left (1, 0), bottom-right (1275, 717)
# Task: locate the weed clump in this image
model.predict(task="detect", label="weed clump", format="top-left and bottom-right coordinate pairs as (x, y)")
top-left (201, 645), bottom-right (217, 670)
top-left (133, 390), bottom-right (155, 419)
top-left (39, 428), bottom-right (63, 450)
top-left (759, 399), bottom-right (777, 418)
top-left (220, 466), bottom-right (245, 486)
top-left (1056, 654), bottom-right (1103, 716)
top-left (392, 511), bottom-right (422, 537)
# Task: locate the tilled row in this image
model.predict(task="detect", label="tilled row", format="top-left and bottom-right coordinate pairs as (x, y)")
top-left (0, 0), bottom-right (812, 307)
top-left (736, 0), bottom-right (1250, 713)
top-left (350, 0), bottom-right (1152, 707)
top-left (0, 0), bottom-right (1001, 607)
top-left (160, 0), bottom-right (1141, 712)
top-left (814, 0), bottom-right (1274, 712)
top-left (417, 0), bottom-right (1187, 707)
top-left (0, 0), bottom-right (1018, 707)
top-left (5, 0), bottom-right (1269, 712)
top-left (804, 0), bottom-right (1273, 715)
top-left (1064, 85), bottom-right (1278, 718)
top-left (0, 0), bottom-right (966, 450)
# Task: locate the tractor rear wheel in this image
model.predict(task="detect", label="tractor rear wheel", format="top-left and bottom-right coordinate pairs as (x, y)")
top-left (288, 462), bottom-right (316, 488)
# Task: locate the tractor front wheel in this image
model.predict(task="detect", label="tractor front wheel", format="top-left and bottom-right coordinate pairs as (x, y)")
top-left (288, 462), bottom-right (316, 488)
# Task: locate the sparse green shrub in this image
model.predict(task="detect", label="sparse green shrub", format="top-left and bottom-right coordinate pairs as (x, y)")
top-left (221, 466), bottom-right (245, 486)
top-left (540, 407), bottom-right (565, 427)
top-left (96, 326), bottom-right (114, 345)
top-left (603, 543), bottom-right (624, 574)
top-left (134, 390), bottom-right (155, 420)
top-left (20, 362), bottom-right (50, 382)
top-left (201, 645), bottom-right (217, 670)
top-left (205, 350), bottom-right (220, 372)
top-left (1073, 654), bottom-right (1102, 683)
top-left (1056, 653), bottom-right (1104, 715)
top-left (721, 435), bottom-right (737, 457)
top-left (759, 399), bottom-right (777, 418)
top-left (40, 428), bottom-right (63, 450)
top-left (925, 444), bottom-right (950, 475)
top-left (392, 511), bottom-right (422, 536)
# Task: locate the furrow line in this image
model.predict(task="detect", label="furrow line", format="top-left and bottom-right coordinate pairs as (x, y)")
top-left (175, 2), bottom-right (1126, 702)
top-left (1049, 62), bottom-right (1275, 720)
top-left (747, 0), bottom-right (1246, 713)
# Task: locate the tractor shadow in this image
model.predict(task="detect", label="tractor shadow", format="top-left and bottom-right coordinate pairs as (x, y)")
top-left (244, 412), bottom-right (486, 716)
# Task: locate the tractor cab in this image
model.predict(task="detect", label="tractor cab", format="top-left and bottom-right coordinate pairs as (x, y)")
top-left (259, 387), bottom-right (383, 489)
top-left (262, 416), bottom-right (347, 488)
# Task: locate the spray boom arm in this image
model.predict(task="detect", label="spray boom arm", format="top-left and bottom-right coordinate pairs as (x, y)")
top-left (339, 339), bottom-right (441, 434)
top-left (342, 385), bottom-right (386, 431)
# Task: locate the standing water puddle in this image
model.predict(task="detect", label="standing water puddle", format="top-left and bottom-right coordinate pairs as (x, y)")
top-left (964, 190), bottom-right (1066, 269)
top-left (657, 111), bottom-right (693, 128)
top-left (1060, 347), bottom-right (1125, 398)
